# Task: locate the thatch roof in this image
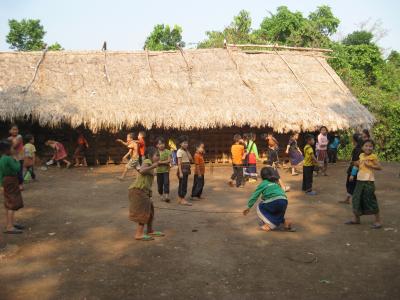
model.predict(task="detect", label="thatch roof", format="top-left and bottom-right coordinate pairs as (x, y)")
top-left (0, 48), bottom-right (374, 132)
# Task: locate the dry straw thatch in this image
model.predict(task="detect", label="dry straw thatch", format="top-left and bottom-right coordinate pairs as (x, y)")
top-left (0, 48), bottom-right (374, 133)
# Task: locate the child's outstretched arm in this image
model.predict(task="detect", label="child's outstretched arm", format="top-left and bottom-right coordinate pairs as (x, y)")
top-left (243, 182), bottom-right (265, 215)
top-left (138, 161), bottom-right (158, 175)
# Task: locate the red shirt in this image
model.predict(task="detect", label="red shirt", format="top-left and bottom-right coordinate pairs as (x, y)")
top-left (194, 152), bottom-right (205, 175)
top-left (138, 137), bottom-right (146, 156)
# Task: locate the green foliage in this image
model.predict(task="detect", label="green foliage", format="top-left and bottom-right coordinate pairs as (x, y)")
top-left (342, 30), bottom-right (374, 45)
top-left (47, 42), bottom-right (63, 51)
top-left (308, 5), bottom-right (340, 36)
top-left (6, 19), bottom-right (46, 51)
top-left (144, 24), bottom-right (185, 51)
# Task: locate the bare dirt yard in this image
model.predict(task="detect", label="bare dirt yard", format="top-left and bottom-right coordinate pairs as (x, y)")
top-left (0, 162), bottom-right (399, 300)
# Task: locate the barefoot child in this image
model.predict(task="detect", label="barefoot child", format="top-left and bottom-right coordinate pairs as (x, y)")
top-left (285, 132), bottom-right (303, 176)
top-left (74, 130), bottom-right (89, 167)
top-left (23, 134), bottom-right (36, 181)
top-left (302, 135), bottom-right (318, 195)
top-left (266, 132), bottom-right (279, 167)
top-left (191, 142), bottom-right (205, 200)
top-left (345, 140), bottom-right (383, 229)
top-left (243, 167), bottom-right (294, 232)
top-left (156, 137), bottom-right (172, 202)
top-left (245, 133), bottom-right (259, 183)
top-left (316, 126), bottom-right (329, 176)
top-left (0, 140), bottom-right (24, 234)
top-left (128, 146), bottom-right (164, 241)
top-left (7, 124), bottom-right (24, 190)
top-left (228, 134), bottom-right (245, 188)
top-left (116, 133), bottom-right (139, 180)
top-left (137, 131), bottom-right (146, 165)
top-left (177, 136), bottom-right (193, 206)
top-left (45, 140), bottom-right (71, 168)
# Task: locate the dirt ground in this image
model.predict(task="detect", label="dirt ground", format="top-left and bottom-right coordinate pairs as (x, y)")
top-left (0, 161), bottom-right (399, 300)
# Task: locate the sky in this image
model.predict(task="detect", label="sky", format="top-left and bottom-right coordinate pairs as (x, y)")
top-left (0, 0), bottom-right (399, 52)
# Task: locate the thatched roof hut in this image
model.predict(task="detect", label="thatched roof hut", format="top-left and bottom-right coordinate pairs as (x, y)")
top-left (0, 48), bottom-right (374, 133)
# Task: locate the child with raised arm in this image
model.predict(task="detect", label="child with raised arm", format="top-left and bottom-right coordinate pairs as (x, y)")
top-left (116, 133), bottom-right (139, 180)
top-left (177, 135), bottom-right (193, 206)
top-left (45, 140), bottom-right (71, 168)
top-left (156, 137), bottom-right (172, 202)
top-left (23, 134), bottom-right (37, 181)
top-left (345, 140), bottom-right (383, 229)
top-left (243, 167), bottom-right (295, 232)
top-left (302, 134), bottom-right (318, 195)
top-left (128, 146), bottom-right (164, 241)
top-left (0, 140), bottom-right (24, 234)
top-left (191, 142), bottom-right (206, 200)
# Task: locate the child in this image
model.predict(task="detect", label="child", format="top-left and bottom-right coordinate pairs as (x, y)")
top-left (245, 133), bottom-right (259, 183)
top-left (0, 140), bottom-right (24, 234)
top-left (243, 167), bottom-right (295, 232)
top-left (116, 133), bottom-right (139, 180)
top-left (285, 132), bottom-right (304, 176)
top-left (228, 134), bottom-right (245, 188)
top-left (302, 134), bottom-right (318, 195)
top-left (328, 132), bottom-right (340, 164)
top-left (168, 138), bottom-right (178, 166)
top-left (345, 140), bottom-right (382, 229)
top-left (177, 135), bottom-right (193, 206)
top-left (7, 124), bottom-right (24, 190)
top-left (156, 137), bottom-right (172, 202)
top-left (266, 132), bottom-right (279, 167)
top-left (45, 140), bottom-right (71, 168)
top-left (191, 142), bottom-right (205, 200)
top-left (316, 126), bottom-right (329, 176)
top-left (128, 146), bottom-right (164, 241)
top-left (74, 130), bottom-right (89, 167)
top-left (23, 134), bottom-right (36, 181)
top-left (137, 131), bottom-right (146, 165)
top-left (340, 133), bottom-right (362, 204)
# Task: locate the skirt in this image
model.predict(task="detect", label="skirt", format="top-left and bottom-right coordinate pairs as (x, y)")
top-left (289, 150), bottom-right (304, 166)
top-left (317, 149), bottom-right (328, 162)
top-left (352, 181), bottom-right (379, 216)
top-left (3, 176), bottom-right (24, 211)
top-left (256, 199), bottom-right (288, 229)
top-left (128, 188), bottom-right (154, 224)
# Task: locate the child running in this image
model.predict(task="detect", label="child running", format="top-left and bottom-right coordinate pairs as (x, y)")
top-left (128, 146), bottom-right (164, 241)
top-left (45, 140), bottom-right (71, 168)
top-left (74, 130), bottom-right (89, 167)
top-left (7, 124), bottom-right (24, 190)
top-left (116, 133), bottom-right (139, 180)
top-left (137, 131), bottom-right (146, 165)
top-left (345, 140), bottom-right (382, 228)
top-left (177, 135), bottom-right (193, 206)
top-left (302, 134), bottom-right (318, 195)
top-left (156, 137), bottom-right (172, 202)
top-left (228, 134), bottom-right (245, 188)
top-left (191, 142), bottom-right (205, 200)
top-left (243, 166), bottom-right (295, 232)
top-left (23, 134), bottom-right (37, 182)
top-left (316, 126), bottom-right (329, 176)
top-left (285, 132), bottom-right (303, 176)
top-left (0, 140), bottom-right (24, 234)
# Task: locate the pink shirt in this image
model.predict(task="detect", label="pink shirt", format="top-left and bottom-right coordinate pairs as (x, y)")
top-left (317, 134), bottom-right (328, 151)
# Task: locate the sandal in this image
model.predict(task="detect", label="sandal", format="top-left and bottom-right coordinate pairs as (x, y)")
top-left (338, 200), bottom-right (350, 204)
top-left (370, 224), bottom-right (382, 229)
top-left (13, 223), bottom-right (25, 230)
top-left (135, 234), bottom-right (154, 241)
top-left (147, 231), bottom-right (165, 237)
top-left (284, 227), bottom-right (297, 232)
top-left (345, 220), bottom-right (360, 225)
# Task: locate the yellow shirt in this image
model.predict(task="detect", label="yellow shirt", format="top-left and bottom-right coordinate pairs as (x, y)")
top-left (357, 153), bottom-right (378, 181)
top-left (129, 159), bottom-right (154, 191)
top-left (303, 144), bottom-right (315, 167)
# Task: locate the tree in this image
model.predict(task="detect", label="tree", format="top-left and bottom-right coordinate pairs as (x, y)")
top-left (144, 24), bottom-right (185, 51)
top-left (308, 5), bottom-right (340, 36)
top-left (6, 19), bottom-right (46, 51)
top-left (47, 42), bottom-right (64, 51)
top-left (342, 30), bottom-right (374, 45)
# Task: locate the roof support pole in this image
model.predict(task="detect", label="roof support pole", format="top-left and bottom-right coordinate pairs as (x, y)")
top-left (22, 47), bottom-right (48, 93)
top-left (176, 44), bottom-right (193, 85)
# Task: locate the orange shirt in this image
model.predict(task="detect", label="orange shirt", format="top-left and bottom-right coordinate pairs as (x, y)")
top-left (231, 144), bottom-right (245, 165)
top-left (138, 137), bottom-right (146, 156)
top-left (194, 152), bottom-right (205, 175)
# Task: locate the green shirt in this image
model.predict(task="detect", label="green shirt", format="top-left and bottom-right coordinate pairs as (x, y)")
top-left (247, 179), bottom-right (287, 208)
top-left (156, 149), bottom-right (171, 173)
top-left (246, 142), bottom-right (259, 159)
top-left (129, 159), bottom-right (154, 191)
top-left (0, 155), bottom-right (21, 185)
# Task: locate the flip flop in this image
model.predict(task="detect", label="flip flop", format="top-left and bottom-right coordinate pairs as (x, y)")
top-left (135, 235), bottom-right (154, 241)
top-left (13, 224), bottom-right (25, 230)
top-left (370, 224), bottom-right (382, 229)
top-left (147, 231), bottom-right (165, 237)
top-left (345, 220), bottom-right (360, 225)
top-left (284, 227), bottom-right (297, 232)
top-left (179, 201), bottom-right (193, 206)
top-left (3, 228), bottom-right (23, 234)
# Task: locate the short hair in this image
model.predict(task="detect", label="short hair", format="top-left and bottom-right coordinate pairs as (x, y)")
top-left (195, 141), bottom-right (204, 149)
top-left (352, 133), bottom-right (362, 145)
top-left (127, 132), bottom-right (135, 139)
top-left (25, 134), bottom-right (34, 143)
top-left (157, 137), bottom-right (165, 144)
top-left (260, 167), bottom-right (280, 182)
top-left (305, 134), bottom-right (314, 142)
top-left (178, 135), bottom-right (189, 145)
top-left (290, 132), bottom-right (299, 138)
top-left (362, 139), bottom-right (375, 148)
top-left (233, 134), bottom-right (241, 142)
top-left (138, 131), bottom-right (146, 137)
top-left (10, 123), bottom-right (18, 130)
top-left (0, 139), bottom-right (12, 154)
top-left (145, 146), bottom-right (158, 159)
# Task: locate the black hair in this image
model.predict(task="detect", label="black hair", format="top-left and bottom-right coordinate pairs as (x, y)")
top-left (195, 141), bottom-right (204, 149)
top-left (9, 123), bottom-right (18, 130)
top-left (362, 129), bottom-right (371, 139)
top-left (127, 132), bottom-right (135, 139)
top-left (138, 131), bottom-right (146, 137)
top-left (233, 134), bottom-right (241, 142)
top-left (305, 134), bottom-right (314, 142)
top-left (25, 134), bottom-right (34, 143)
top-left (320, 126), bottom-right (328, 132)
top-left (0, 139), bottom-right (12, 155)
top-left (362, 139), bottom-right (375, 148)
top-left (290, 132), bottom-right (299, 138)
top-left (145, 146), bottom-right (159, 159)
top-left (352, 133), bottom-right (362, 145)
top-left (260, 167), bottom-right (280, 182)
top-left (178, 135), bottom-right (189, 145)
top-left (156, 137), bottom-right (165, 144)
